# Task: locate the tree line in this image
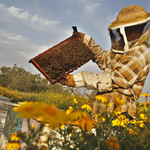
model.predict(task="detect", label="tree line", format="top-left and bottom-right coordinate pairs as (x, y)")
top-left (0, 64), bottom-right (65, 93)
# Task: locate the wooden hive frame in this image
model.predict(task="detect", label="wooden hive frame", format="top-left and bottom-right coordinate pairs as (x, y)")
top-left (29, 35), bottom-right (94, 84)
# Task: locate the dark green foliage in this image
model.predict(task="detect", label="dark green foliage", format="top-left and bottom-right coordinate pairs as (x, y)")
top-left (0, 64), bottom-right (64, 93)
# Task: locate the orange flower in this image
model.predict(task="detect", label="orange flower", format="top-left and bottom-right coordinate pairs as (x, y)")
top-left (77, 116), bottom-right (96, 131)
top-left (42, 105), bottom-right (58, 117)
top-left (128, 128), bottom-right (138, 136)
top-left (106, 137), bottom-right (120, 150)
top-left (146, 101), bottom-right (150, 106)
top-left (69, 110), bottom-right (88, 122)
top-left (35, 103), bottom-right (68, 124)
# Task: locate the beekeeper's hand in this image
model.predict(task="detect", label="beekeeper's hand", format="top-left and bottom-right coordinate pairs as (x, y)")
top-left (73, 32), bottom-right (85, 42)
top-left (58, 74), bottom-right (76, 87)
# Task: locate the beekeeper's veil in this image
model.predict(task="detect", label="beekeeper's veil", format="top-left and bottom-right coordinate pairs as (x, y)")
top-left (108, 5), bottom-right (150, 53)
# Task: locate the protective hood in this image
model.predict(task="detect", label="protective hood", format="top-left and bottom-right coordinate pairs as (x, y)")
top-left (108, 5), bottom-right (150, 53)
top-left (109, 19), bottom-right (150, 53)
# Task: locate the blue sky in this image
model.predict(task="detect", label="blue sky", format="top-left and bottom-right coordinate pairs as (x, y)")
top-left (0, 0), bottom-right (150, 93)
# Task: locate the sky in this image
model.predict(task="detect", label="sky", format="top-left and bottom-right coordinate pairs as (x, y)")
top-left (0, 0), bottom-right (150, 94)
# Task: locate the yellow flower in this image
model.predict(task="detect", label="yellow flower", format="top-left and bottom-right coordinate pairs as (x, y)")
top-left (31, 124), bottom-right (35, 130)
top-left (142, 131), bottom-right (150, 139)
top-left (114, 98), bottom-right (125, 106)
top-left (11, 132), bottom-right (19, 141)
top-left (81, 104), bottom-right (91, 112)
top-left (66, 106), bottom-right (73, 115)
top-left (131, 120), bottom-right (145, 128)
top-left (114, 111), bottom-right (121, 115)
top-left (95, 95), bottom-right (107, 103)
top-left (106, 137), bottom-right (120, 150)
top-left (73, 98), bottom-right (78, 104)
top-left (140, 93), bottom-right (150, 97)
top-left (99, 116), bottom-right (106, 123)
top-left (42, 107), bottom-right (68, 128)
top-left (42, 105), bottom-right (58, 118)
top-left (60, 124), bottom-right (65, 130)
top-left (14, 102), bottom-right (68, 129)
top-left (77, 116), bottom-right (96, 131)
top-left (13, 101), bottom-right (37, 118)
top-left (148, 119), bottom-right (150, 125)
top-left (68, 106), bottom-right (73, 111)
top-left (127, 128), bottom-right (138, 136)
top-left (117, 114), bottom-right (127, 120)
top-left (112, 118), bottom-right (121, 127)
top-left (146, 101), bottom-right (150, 106)
top-left (93, 114), bottom-right (98, 120)
top-left (137, 120), bottom-right (145, 128)
top-left (69, 110), bottom-right (88, 122)
top-left (5, 142), bottom-right (21, 150)
top-left (130, 120), bottom-right (137, 125)
top-left (112, 115), bottom-right (129, 127)
top-left (115, 106), bottom-right (121, 112)
top-left (107, 103), bottom-right (112, 106)
top-left (47, 119), bottom-right (60, 129)
top-left (66, 109), bottom-right (72, 116)
top-left (37, 102), bottom-right (68, 122)
top-left (139, 113), bottom-right (147, 120)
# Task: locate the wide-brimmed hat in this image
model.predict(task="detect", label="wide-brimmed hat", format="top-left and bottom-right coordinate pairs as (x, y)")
top-left (109, 5), bottom-right (150, 29)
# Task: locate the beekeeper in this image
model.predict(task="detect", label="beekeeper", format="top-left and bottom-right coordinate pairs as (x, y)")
top-left (59, 5), bottom-right (150, 120)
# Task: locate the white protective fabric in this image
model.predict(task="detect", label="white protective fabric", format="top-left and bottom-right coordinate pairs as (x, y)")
top-left (72, 34), bottom-right (113, 92)
top-left (73, 71), bottom-right (112, 92)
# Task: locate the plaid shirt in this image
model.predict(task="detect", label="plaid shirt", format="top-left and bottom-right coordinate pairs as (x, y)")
top-left (86, 37), bottom-right (150, 118)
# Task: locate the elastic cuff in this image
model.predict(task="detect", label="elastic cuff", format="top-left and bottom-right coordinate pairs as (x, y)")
top-left (73, 73), bottom-right (85, 87)
top-left (83, 34), bottom-right (91, 47)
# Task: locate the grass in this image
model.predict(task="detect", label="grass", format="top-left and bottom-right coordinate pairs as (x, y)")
top-left (0, 84), bottom-right (93, 111)
top-left (2, 84), bottom-right (150, 149)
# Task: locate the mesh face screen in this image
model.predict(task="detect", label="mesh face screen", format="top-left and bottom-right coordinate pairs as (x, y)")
top-left (109, 28), bottom-right (125, 51)
top-left (125, 21), bottom-right (150, 42)
top-left (109, 21), bottom-right (150, 51)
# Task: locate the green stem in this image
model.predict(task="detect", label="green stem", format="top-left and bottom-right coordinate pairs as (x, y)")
top-left (97, 137), bottom-right (101, 150)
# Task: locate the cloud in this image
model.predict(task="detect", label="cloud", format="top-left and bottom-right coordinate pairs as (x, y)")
top-left (6, 6), bottom-right (30, 20)
top-left (30, 15), bottom-right (59, 27)
top-left (0, 29), bottom-right (49, 56)
top-left (0, 3), bottom-right (60, 31)
top-left (0, 29), bottom-right (50, 72)
top-left (84, 3), bottom-right (100, 14)
top-left (107, 12), bottom-right (118, 24)
top-left (0, 3), bottom-right (5, 9)
top-left (0, 29), bottom-right (27, 44)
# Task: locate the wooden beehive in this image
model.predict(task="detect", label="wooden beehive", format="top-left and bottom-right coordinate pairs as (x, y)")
top-left (0, 96), bottom-right (18, 138)
top-left (29, 35), bottom-right (94, 84)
